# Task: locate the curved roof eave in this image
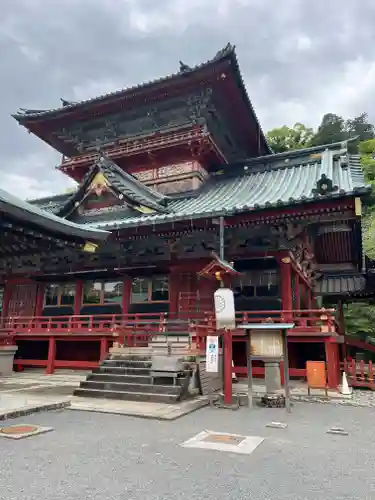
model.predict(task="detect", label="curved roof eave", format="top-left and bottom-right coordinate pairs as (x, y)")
top-left (0, 188), bottom-right (109, 242)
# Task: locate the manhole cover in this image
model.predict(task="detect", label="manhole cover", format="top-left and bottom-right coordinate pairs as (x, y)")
top-left (0, 425), bottom-right (38, 435)
top-left (181, 430), bottom-right (264, 454)
top-left (203, 433), bottom-right (245, 445)
top-left (0, 424), bottom-right (54, 440)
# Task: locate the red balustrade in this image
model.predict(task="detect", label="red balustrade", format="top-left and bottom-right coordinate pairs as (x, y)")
top-left (343, 358), bottom-right (375, 390)
top-left (0, 308), bottom-right (338, 376)
top-left (1, 308), bottom-right (337, 339)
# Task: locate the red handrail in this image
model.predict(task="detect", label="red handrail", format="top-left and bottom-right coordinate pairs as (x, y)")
top-left (2, 309), bottom-right (337, 341)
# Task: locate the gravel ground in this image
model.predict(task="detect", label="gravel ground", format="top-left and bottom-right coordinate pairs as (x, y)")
top-left (0, 403), bottom-right (374, 500)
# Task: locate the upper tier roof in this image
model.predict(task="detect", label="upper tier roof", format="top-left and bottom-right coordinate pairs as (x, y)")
top-left (29, 140), bottom-right (370, 230)
top-left (12, 43), bottom-right (271, 158)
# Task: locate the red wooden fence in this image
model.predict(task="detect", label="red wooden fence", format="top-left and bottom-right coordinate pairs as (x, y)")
top-left (343, 359), bottom-right (375, 390)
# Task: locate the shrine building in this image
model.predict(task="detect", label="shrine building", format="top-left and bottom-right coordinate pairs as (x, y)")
top-left (0, 44), bottom-right (372, 391)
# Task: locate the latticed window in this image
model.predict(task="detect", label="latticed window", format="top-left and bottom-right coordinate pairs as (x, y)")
top-left (233, 270), bottom-right (279, 298)
top-left (44, 283), bottom-right (76, 306)
top-left (131, 276), bottom-right (169, 303)
top-left (83, 281), bottom-right (123, 305)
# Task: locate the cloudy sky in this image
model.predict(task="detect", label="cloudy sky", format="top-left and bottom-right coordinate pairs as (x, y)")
top-left (1, 0), bottom-right (375, 199)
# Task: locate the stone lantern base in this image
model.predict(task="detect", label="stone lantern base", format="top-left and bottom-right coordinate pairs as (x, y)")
top-left (0, 346), bottom-right (18, 376)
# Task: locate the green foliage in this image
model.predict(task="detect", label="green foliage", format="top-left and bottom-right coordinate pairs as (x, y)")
top-left (359, 139), bottom-right (375, 260)
top-left (266, 123), bottom-right (314, 153)
top-left (310, 113), bottom-right (347, 146)
top-left (347, 113), bottom-right (375, 142)
top-left (359, 139), bottom-right (375, 186)
top-left (344, 302), bottom-right (375, 338)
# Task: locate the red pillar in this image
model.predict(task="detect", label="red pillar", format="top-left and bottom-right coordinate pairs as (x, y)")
top-left (35, 283), bottom-right (45, 317)
top-left (46, 337), bottom-right (56, 375)
top-left (279, 256), bottom-right (293, 321)
top-left (325, 340), bottom-right (340, 389)
top-left (337, 300), bottom-right (345, 335)
top-left (169, 274), bottom-right (179, 319)
top-left (122, 277), bottom-right (132, 315)
top-left (1, 283), bottom-right (11, 326)
top-left (100, 337), bottom-right (109, 361)
top-left (74, 280), bottom-right (83, 315)
top-left (223, 329), bottom-right (233, 405)
top-left (294, 273), bottom-right (300, 311)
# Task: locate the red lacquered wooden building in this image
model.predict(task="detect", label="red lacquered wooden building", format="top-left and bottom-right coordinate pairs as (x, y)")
top-left (1, 44), bottom-right (371, 388)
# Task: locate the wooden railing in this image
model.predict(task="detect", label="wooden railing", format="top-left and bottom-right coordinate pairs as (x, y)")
top-left (1, 308), bottom-right (337, 339)
top-left (343, 359), bottom-right (375, 390)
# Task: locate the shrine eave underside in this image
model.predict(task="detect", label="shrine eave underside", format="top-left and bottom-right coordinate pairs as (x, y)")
top-left (29, 141), bottom-right (371, 232)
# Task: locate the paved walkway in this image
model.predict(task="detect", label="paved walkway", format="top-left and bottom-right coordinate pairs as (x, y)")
top-left (1, 370), bottom-right (373, 422)
top-left (1, 402), bottom-right (374, 499)
top-left (0, 370), bottom-right (209, 420)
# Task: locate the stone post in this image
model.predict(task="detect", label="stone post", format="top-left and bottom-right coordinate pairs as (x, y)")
top-left (0, 346), bottom-right (18, 376)
top-left (264, 360), bottom-right (282, 393)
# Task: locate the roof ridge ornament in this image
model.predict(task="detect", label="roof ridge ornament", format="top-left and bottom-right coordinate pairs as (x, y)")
top-left (312, 173), bottom-right (338, 196)
top-left (179, 60), bottom-right (192, 74)
top-left (214, 43), bottom-right (236, 60)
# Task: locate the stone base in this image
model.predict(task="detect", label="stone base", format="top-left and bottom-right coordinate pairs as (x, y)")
top-left (264, 361), bottom-right (282, 393)
top-left (151, 355), bottom-right (184, 372)
top-left (0, 346), bottom-right (18, 376)
top-left (109, 346), bottom-right (152, 358)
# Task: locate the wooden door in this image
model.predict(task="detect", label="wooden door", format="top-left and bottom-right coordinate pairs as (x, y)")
top-left (7, 284), bottom-right (37, 318)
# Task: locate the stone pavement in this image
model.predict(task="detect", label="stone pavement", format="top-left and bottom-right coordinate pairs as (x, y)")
top-left (0, 370), bottom-right (209, 421)
top-left (69, 396), bottom-right (209, 420)
top-left (0, 370), bottom-right (86, 420)
top-left (1, 370), bottom-right (375, 423)
top-left (0, 402), bottom-right (374, 499)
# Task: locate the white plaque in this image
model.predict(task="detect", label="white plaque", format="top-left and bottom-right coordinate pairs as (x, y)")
top-left (206, 335), bottom-right (219, 372)
top-left (251, 329), bottom-right (283, 358)
top-left (214, 288), bottom-right (236, 330)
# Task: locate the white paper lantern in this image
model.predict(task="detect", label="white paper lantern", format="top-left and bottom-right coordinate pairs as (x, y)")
top-left (214, 288), bottom-right (236, 330)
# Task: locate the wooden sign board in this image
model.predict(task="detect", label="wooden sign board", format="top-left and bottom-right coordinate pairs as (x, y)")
top-left (251, 329), bottom-right (283, 358)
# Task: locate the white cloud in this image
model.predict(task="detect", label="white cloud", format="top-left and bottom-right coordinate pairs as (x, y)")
top-left (1, 0), bottom-right (375, 200)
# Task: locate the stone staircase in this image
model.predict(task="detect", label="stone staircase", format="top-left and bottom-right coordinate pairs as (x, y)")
top-left (74, 355), bottom-right (192, 403)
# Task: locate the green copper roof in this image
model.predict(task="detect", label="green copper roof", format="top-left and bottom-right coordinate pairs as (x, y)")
top-left (80, 142), bottom-right (369, 230)
top-left (315, 274), bottom-right (366, 295)
top-left (0, 187), bottom-right (109, 241)
top-left (29, 140), bottom-right (370, 232)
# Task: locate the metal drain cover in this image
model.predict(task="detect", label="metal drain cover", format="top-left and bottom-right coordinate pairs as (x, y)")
top-left (0, 424), bottom-right (54, 440)
top-left (181, 430), bottom-right (264, 454)
top-left (202, 433), bottom-right (246, 445)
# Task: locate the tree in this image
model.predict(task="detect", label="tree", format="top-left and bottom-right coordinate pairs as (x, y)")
top-left (347, 113), bottom-right (374, 142)
top-left (344, 302), bottom-right (375, 338)
top-left (266, 123), bottom-right (314, 153)
top-left (310, 113), bottom-right (347, 146)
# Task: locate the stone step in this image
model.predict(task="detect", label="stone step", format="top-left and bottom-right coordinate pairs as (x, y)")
top-left (93, 366), bottom-right (150, 376)
top-left (150, 337), bottom-right (190, 344)
top-left (80, 380), bottom-right (182, 395)
top-left (110, 354), bottom-right (152, 361)
top-left (88, 373), bottom-right (153, 384)
top-left (73, 388), bottom-right (179, 404)
top-left (102, 359), bottom-right (151, 368)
